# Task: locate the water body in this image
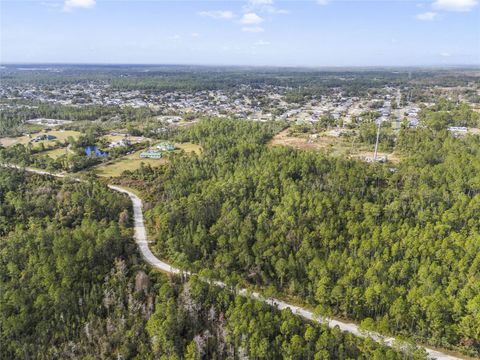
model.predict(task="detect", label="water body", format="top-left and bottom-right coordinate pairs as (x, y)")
top-left (85, 146), bottom-right (107, 157)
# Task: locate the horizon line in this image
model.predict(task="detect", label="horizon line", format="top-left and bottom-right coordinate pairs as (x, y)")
top-left (1, 62), bottom-right (480, 69)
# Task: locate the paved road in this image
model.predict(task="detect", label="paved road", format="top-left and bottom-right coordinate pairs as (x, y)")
top-left (108, 185), bottom-right (189, 276)
top-left (395, 89), bottom-right (402, 131)
top-left (2, 164), bottom-right (465, 360)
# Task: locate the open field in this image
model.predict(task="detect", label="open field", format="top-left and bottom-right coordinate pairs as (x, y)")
top-left (94, 154), bottom-right (168, 177)
top-left (175, 142), bottom-right (202, 155)
top-left (270, 129), bottom-right (357, 155)
top-left (93, 142), bottom-right (202, 177)
top-left (103, 134), bottom-right (130, 143)
top-left (350, 151), bottom-right (402, 164)
top-left (0, 137), bottom-right (21, 147)
top-left (102, 134), bottom-right (150, 143)
top-left (0, 130), bottom-right (82, 148)
top-left (270, 129), bottom-right (401, 164)
top-left (35, 147), bottom-right (71, 159)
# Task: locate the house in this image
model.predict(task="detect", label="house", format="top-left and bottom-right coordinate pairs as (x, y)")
top-left (157, 115), bottom-right (182, 124)
top-left (30, 134), bottom-right (57, 143)
top-left (109, 139), bottom-right (131, 148)
top-left (140, 149), bottom-right (162, 159)
top-left (365, 156), bottom-right (387, 163)
top-left (26, 118), bottom-right (72, 127)
top-left (448, 126), bottom-right (467, 133)
top-left (448, 126), bottom-right (468, 136)
top-left (157, 142), bottom-right (176, 151)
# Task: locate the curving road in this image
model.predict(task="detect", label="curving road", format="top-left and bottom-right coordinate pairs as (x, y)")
top-left (2, 164), bottom-right (465, 360)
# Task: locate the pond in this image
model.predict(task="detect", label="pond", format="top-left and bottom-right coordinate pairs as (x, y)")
top-left (85, 146), bottom-right (108, 157)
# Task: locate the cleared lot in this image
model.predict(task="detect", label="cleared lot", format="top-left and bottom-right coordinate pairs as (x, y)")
top-left (270, 129), bottom-right (401, 164)
top-left (93, 142), bottom-right (202, 177)
top-left (0, 130), bottom-right (82, 148)
top-left (36, 147), bottom-right (71, 159)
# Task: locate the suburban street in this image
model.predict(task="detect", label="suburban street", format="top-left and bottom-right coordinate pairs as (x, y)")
top-left (2, 164), bottom-right (466, 360)
top-left (395, 88), bottom-right (402, 131)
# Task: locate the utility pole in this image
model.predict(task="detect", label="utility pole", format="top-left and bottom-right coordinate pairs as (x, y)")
top-left (373, 119), bottom-right (381, 161)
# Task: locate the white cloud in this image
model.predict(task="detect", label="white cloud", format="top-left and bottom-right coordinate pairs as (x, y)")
top-left (260, 6), bottom-right (289, 14)
top-left (240, 12), bottom-right (264, 24)
top-left (254, 40), bottom-right (271, 46)
top-left (63, 0), bottom-right (95, 11)
top-left (248, 0), bottom-right (273, 5)
top-left (41, 1), bottom-right (62, 9)
top-left (244, 0), bottom-right (289, 14)
top-left (432, 0), bottom-right (478, 11)
top-left (317, 0), bottom-right (330, 5)
top-left (198, 10), bottom-right (235, 20)
top-left (242, 26), bottom-right (265, 32)
top-left (440, 51), bottom-right (451, 57)
top-left (169, 34), bottom-right (181, 40)
top-left (416, 11), bottom-right (438, 20)
top-left (191, 32), bottom-right (200, 38)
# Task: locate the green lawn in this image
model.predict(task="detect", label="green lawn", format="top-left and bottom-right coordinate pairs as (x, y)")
top-left (174, 142), bottom-right (202, 155)
top-left (0, 130), bottom-right (82, 149)
top-left (93, 142), bottom-right (202, 178)
top-left (36, 147), bottom-right (71, 159)
top-left (94, 156), bottom-right (167, 177)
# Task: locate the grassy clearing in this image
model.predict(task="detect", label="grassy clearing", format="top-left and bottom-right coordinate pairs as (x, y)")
top-left (93, 142), bottom-right (202, 178)
top-left (174, 142), bottom-right (202, 155)
top-left (102, 134), bottom-right (151, 143)
top-left (103, 135), bottom-right (127, 142)
top-left (35, 147), bottom-right (71, 159)
top-left (270, 129), bottom-right (401, 164)
top-left (0, 137), bottom-right (21, 147)
top-left (270, 129), bottom-right (356, 155)
top-left (94, 154), bottom-right (167, 178)
top-left (350, 151), bottom-right (402, 164)
top-left (0, 130), bottom-right (82, 149)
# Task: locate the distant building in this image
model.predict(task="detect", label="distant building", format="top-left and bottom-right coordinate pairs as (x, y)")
top-left (365, 156), bottom-right (387, 163)
top-left (157, 115), bottom-right (182, 124)
top-left (26, 118), bottom-right (72, 127)
top-left (448, 126), bottom-right (467, 133)
top-left (157, 142), bottom-right (175, 151)
top-left (408, 118), bottom-right (419, 127)
top-left (140, 149), bottom-right (162, 159)
top-left (109, 139), bottom-right (131, 148)
top-left (30, 134), bottom-right (57, 143)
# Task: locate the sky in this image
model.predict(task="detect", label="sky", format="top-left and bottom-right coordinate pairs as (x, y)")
top-left (1, 0), bottom-right (479, 66)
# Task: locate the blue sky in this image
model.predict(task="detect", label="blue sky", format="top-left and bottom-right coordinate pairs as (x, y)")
top-left (1, 0), bottom-right (479, 66)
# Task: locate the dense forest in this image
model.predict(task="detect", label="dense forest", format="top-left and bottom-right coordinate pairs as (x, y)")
top-left (144, 276), bottom-right (419, 360)
top-left (0, 169), bottom-right (144, 358)
top-left (0, 102), bottom-right (157, 137)
top-left (0, 168), bottom-right (410, 359)
top-left (2, 65), bottom-right (477, 89)
top-left (122, 119), bottom-right (480, 357)
top-left (420, 98), bottom-right (480, 128)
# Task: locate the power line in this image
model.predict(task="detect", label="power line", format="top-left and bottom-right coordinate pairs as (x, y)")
top-left (373, 119), bottom-right (381, 161)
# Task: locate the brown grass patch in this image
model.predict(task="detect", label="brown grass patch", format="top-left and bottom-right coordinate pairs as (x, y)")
top-left (270, 129), bottom-right (401, 164)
